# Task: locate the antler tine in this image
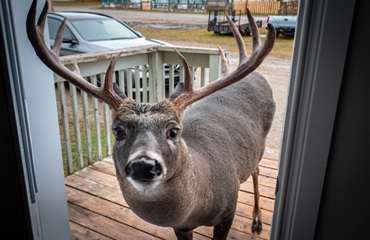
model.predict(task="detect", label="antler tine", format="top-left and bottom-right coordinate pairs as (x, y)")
top-left (104, 52), bottom-right (122, 93)
top-left (174, 48), bottom-right (193, 93)
top-left (217, 45), bottom-right (230, 74)
top-left (246, 8), bottom-right (261, 52)
top-left (27, 0), bottom-right (123, 110)
top-left (226, 15), bottom-right (248, 66)
top-left (37, 0), bottom-right (48, 35)
top-left (171, 12), bottom-right (276, 112)
top-left (52, 18), bottom-right (66, 56)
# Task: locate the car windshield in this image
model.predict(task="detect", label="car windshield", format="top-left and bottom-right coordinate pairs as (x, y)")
top-left (70, 18), bottom-right (139, 41)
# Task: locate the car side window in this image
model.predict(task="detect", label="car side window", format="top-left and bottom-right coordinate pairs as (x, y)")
top-left (71, 19), bottom-right (138, 41)
top-left (47, 17), bottom-right (74, 41)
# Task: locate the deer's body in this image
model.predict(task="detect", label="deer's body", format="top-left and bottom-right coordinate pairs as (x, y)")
top-left (27, 1), bottom-right (276, 238)
top-left (112, 72), bottom-right (275, 233)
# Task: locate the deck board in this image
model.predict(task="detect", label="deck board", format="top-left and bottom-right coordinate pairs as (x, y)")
top-left (66, 151), bottom-right (278, 239)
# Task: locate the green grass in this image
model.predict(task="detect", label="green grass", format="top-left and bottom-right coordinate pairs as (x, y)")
top-left (59, 120), bottom-right (114, 176)
top-left (136, 28), bottom-right (294, 59)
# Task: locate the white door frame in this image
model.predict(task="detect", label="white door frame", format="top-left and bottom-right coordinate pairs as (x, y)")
top-left (270, 0), bottom-right (356, 239)
top-left (0, 1), bottom-right (70, 239)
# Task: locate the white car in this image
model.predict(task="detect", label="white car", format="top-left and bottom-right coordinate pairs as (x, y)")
top-left (47, 11), bottom-right (180, 88)
top-left (47, 11), bottom-right (168, 55)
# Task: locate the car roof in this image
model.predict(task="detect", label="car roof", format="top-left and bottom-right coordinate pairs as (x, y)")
top-left (48, 11), bottom-right (113, 21)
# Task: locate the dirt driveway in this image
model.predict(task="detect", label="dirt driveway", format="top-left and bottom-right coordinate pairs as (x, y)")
top-left (253, 56), bottom-right (290, 150)
top-left (161, 38), bottom-right (291, 150)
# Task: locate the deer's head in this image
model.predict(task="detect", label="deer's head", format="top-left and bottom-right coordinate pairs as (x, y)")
top-left (111, 97), bottom-right (188, 194)
top-left (27, 0), bottom-right (275, 195)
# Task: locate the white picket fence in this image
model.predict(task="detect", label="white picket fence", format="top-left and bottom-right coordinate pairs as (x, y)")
top-left (53, 44), bottom-right (226, 175)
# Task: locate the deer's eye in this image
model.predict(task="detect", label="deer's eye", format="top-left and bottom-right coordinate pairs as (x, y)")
top-left (167, 128), bottom-right (179, 140)
top-left (114, 127), bottom-right (126, 141)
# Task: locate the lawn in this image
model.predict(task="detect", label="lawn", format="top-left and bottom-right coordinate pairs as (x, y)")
top-left (136, 28), bottom-right (294, 59)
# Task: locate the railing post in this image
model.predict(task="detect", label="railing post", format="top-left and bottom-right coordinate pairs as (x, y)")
top-left (100, 73), bottom-right (112, 156)
top-left (57, 81), bottom-right (73, 174)
top-left (148, 51), bottom-right (165, 101)
top-left (91, 76), bottom-right (102, 161)
top-left (208, 54), bottom-right (221, 82)
top-left (70, 84), bottom-right (84, 169)
top-left (82, 91), bottom-right (93, 165)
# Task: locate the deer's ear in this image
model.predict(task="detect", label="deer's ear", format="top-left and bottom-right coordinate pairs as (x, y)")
top-left (113, 82), bottom-right (127, 100)
top-left (170, 82), bottom-right (184, 100)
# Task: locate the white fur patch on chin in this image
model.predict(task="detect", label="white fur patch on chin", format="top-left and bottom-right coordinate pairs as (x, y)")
top-left (126, 176), bottom-right (164, 196)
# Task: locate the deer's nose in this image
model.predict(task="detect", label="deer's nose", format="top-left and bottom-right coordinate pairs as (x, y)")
top-left (125, 158), bottom-right (163, 182)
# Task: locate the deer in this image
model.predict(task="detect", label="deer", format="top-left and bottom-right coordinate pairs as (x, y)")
top-left (27, 0), bottom-right (276, 239)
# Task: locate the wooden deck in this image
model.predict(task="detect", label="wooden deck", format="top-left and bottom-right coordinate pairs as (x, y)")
top-left (65, 148), bottom-right (279, 240)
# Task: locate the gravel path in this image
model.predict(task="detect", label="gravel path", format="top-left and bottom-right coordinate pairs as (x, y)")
top-left (162, 40), bottom-right (291, 150)
top-left (254, 56), bottom-right (290, 149)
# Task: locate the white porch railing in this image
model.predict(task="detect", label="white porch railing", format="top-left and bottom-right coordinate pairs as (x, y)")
top-left (54, 44), bottom-right (227, 175)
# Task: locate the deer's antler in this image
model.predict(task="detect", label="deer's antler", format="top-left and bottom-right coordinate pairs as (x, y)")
top-left (27, 0), bottom-right (124, 110)
top-left (171, 9), bottom-right (276, 111)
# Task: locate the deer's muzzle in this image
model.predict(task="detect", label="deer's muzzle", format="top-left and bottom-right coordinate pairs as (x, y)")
top-left (125, 158), bottom-right (163, 183)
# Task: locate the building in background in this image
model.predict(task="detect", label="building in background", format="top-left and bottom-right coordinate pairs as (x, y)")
top-left (100, 0), bottom-right (298, 14)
